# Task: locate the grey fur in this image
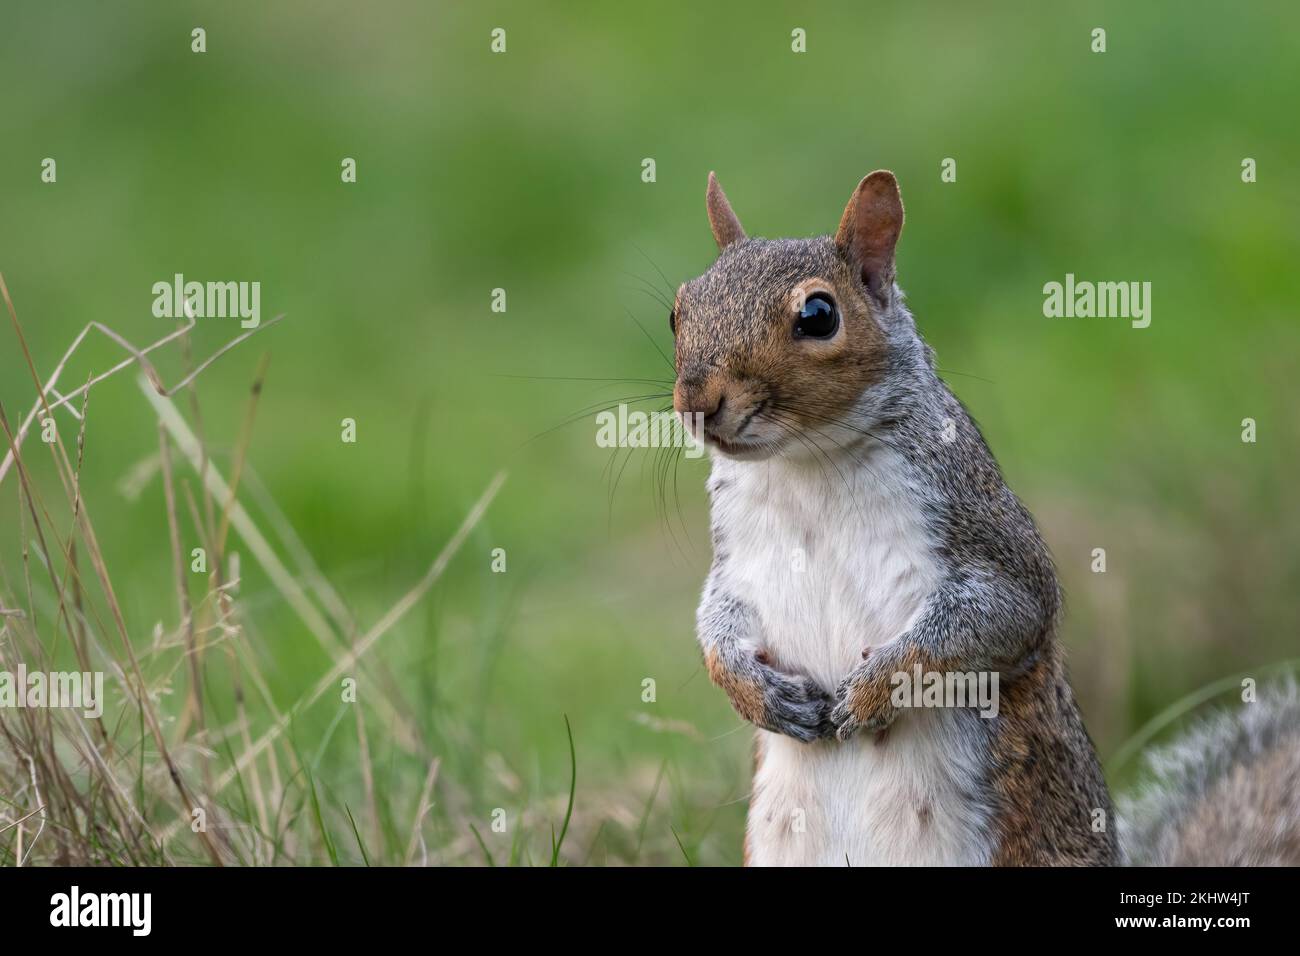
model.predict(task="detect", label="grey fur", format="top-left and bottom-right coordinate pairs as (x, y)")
top-left (1119, 681), bottom-right (1300, 866)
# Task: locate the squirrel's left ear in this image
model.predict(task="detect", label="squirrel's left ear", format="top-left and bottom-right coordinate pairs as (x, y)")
top-left (835, 170), bottom-right (904, 302)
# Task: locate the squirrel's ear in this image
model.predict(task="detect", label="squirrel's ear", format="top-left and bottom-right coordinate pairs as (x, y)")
top-left (835, 170), bottom-right (904, 302)
top-left (706, 171), bottom-right (746, 251)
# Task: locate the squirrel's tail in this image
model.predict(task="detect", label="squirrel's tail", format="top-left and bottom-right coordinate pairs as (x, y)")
top-left (1119, 680), bottom-right (1300, 866)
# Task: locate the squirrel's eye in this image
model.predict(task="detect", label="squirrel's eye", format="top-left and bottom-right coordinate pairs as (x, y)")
top-left (669, 308), bottom-right (677, 335)
top-left (795, 293), bottom-right (839, 339)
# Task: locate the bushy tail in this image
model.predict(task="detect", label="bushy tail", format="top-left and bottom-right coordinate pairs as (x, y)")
top-left (1119, 680), bottom-right (1300, 866)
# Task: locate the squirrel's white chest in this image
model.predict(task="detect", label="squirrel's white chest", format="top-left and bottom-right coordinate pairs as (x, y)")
top-left (709, 445), bottom-right (991, 866)
top-left (708, 445), bottom-right (939, 689)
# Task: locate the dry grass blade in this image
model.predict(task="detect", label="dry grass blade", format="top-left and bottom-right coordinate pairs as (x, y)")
top-left (158, 469), bottom-right (508, 845)
top-left (0, 269), bottom-right (284, 487)
top-left (404, 757), bottom-right (442, 865)
top-left (142, 378), bottom-right (425, 756)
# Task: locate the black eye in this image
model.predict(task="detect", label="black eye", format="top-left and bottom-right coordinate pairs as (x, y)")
top-left (795, 293), bottom-right (839, 339)
top-left (669, 308), bottom-right (677, 335)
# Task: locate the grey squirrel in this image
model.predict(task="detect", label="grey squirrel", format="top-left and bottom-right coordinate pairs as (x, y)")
top-left (672, 170), bottom-right (1300, 866)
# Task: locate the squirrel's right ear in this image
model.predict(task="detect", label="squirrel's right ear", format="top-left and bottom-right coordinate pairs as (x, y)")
top-left (835, 170), bottom-right (904, 303)
top-left (706, 171), bottom-right (746, 251)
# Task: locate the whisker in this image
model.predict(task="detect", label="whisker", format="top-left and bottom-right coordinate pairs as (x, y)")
top-left (492, 373), bottom-right (674, 387)
top-left (523, 392), bottom-right (671, 446)
top-left (935, 366), bottom-right (995, 385)
top-left (621, 266), bottom-right (670, 295)
top-left (624, 309), bottom-right (675, 374)
top-left (626, 282), bottom-right (674, 314)
top-left (760, 408), bottom-right (878, 525)
top-left (607, 443), bottom-right (637, 531)
top-left (648, 409), bottom-right (693, 560)
top-left (760, 411), bottom-right (843, 500)
top-left (768, 398), bottom-right (903, 453)
top-left (629, 242), bottom-right (678, 301)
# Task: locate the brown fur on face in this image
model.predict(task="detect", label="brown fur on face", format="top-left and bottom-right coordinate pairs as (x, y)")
top-left (671, 172), bottom-right (902, 459)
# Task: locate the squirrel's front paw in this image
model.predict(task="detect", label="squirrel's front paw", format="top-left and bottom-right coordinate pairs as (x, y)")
top-left (756, 662), bottom-right (835, 742)
top-left (706, 649), bottom-right (833, 742)
top-left (830, 647), bottom-right (903, 741)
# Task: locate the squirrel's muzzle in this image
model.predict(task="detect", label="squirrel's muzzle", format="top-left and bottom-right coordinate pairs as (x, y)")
top-left (673, 374), bottom-right (723, 421)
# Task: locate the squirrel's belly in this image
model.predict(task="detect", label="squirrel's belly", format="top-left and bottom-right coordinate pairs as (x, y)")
top-left (713, 447), bottom-right (941, 690)
top-left (747, 710), bottom-right (993, 866)
top-left (710, 448), bottom-right (985, 865)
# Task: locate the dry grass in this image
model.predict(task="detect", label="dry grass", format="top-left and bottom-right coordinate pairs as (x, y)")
top-left (0, 274), bottom-right (533, 865)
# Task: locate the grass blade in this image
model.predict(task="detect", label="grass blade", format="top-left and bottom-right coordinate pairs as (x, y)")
top-left (549, 714), bottom-right (577, 867)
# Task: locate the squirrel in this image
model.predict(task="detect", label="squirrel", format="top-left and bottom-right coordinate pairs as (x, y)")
top-left (672, 169), bottom-right (1300, 866)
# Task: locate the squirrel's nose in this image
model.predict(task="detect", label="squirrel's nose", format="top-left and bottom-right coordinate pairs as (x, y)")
top-left (674, 378), bottom-right (723, 421)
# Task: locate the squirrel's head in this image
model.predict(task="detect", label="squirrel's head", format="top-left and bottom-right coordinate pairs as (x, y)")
top-left (672, 170), bottom-right (906, 462)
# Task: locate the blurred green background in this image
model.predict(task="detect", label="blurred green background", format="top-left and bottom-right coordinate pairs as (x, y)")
top-left (1, 1), bottom-right (1297, 864)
